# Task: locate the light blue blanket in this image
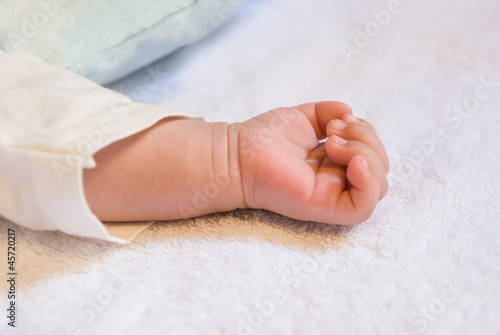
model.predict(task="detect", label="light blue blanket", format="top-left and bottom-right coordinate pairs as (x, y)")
top-left (0, 0), bottom-right (245, 83)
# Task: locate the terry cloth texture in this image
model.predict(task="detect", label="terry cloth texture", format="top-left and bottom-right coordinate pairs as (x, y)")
top-left (1, 0), bottom-right (499, 334)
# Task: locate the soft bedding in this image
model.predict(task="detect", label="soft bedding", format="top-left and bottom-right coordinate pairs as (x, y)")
top-left (1, 0), bottom-right (499, 334)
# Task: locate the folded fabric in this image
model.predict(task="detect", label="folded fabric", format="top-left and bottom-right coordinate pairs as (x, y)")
top-left (0, 0), bottom-right (246, 84)
top-left (0, 51), bottom-right (201, 243)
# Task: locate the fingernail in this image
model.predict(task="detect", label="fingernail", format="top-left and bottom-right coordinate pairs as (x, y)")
top-left (332, 119), bottom-right (347, 130)
top-left (346, 114), bottom-right (360, 123)
top-left (330, 135), bottom-right (348, 145)
top-left (359, 157), bottom-right (369, 170)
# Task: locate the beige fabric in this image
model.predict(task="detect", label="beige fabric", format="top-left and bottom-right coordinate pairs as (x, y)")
top-left (103, 221), bottom-right (156, 242)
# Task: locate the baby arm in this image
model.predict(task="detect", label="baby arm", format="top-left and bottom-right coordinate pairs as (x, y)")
top-left (83, 101), bottom-right (389, 225)
top-left (83, 118), bottom-right (245, 221)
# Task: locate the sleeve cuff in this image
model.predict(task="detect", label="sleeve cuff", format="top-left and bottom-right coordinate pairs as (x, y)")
top-left (0, 51), bottom-right (201, 243)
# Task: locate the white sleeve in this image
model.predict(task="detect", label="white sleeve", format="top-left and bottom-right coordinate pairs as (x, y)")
top-left (0, 51), bottom-right (201, 243)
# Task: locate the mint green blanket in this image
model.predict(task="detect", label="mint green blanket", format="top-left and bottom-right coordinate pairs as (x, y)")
top-left (0, 0), bottom-right (245, 83)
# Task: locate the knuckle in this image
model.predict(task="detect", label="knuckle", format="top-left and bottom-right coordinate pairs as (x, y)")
top-left (348, 122), bottom-right (376, 140)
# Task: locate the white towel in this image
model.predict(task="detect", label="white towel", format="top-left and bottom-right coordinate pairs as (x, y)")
top-left (1, 0), bottom-right (499, 334)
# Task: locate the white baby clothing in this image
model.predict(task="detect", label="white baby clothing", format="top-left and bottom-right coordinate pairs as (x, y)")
top-left (0, 0), bottom-right (245, 242)
top-left (0, 50), bottom-right (200, 243)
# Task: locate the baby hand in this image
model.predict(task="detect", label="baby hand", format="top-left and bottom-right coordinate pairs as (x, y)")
top-left (236, 101), bottom-right (389, 225)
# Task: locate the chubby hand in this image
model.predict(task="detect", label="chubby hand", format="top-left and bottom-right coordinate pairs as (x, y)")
top-left (84, 101), bottom-right (388, 225)
top-left (236, 101), bottom-right (389, 225)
